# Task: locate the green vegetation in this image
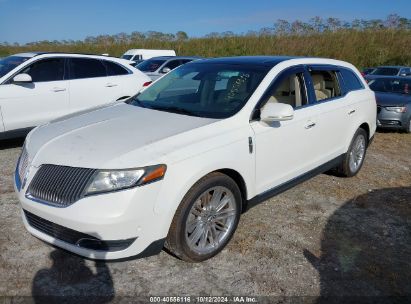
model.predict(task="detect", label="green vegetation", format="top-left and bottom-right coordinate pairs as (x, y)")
top-left (1, 14), bottom-right (411, 68)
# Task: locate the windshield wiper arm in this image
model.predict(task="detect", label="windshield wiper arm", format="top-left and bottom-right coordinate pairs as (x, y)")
top-left (149, 105), bottom-right (198, 116)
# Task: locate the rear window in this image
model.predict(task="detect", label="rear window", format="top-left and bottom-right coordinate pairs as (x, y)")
top-left (370, 67), bottom-right (400, 76)
top-left (136, 59), bottom-right (167, 72)
top-left (340, 69), bottom-right (364, 92)
top-left (103, 60), bottom-right (129, 76)
top-left (69, 58), bottom-right (106, 79)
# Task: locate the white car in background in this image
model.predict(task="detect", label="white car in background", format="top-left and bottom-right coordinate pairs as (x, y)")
top-left (121, 49), bottom-right (176, 65)
top-left (15, 56), bottom-right (376, 262)
top-left (0, 52), bottom-right (151, 139)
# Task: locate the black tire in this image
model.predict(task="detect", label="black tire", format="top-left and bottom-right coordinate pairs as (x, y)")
top-left (337, 128), bottom-right (368, 177)
top-left (165, 172), bottom-right (242, 262)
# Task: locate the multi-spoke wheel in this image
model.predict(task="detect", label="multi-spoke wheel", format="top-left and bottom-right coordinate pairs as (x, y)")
top-left (337, 128), bottom-right (368, 177)
top-left (165, 173), bottom-right (242, 262)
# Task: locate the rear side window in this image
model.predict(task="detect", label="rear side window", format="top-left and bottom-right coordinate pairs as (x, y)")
top-left (69, 58), bottom-right (106, 79)
top-left (103, 60), bottom-right (129, 76)
top-left (164, 60), bottom-right (182, 70)
top-left (21, 58), bottom-right (64, 82)
top-left (309, 70), bottom-right (342, 102)
top-left (340, 69), bottom-right (364, 92)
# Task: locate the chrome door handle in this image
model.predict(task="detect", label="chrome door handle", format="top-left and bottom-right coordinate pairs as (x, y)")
top-left (52, 87), bottom-right (66, 92)
top-left (348, 109), bottom-right (356, 115)
top-left (305, 122), bottom-right (316, 129)
top-left (105, 83), bottom-right (118, 87)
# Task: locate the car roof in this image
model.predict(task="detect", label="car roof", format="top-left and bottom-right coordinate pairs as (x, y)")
top-left (149, 56), bottom-right (202, 60)
top-left (375, 66), bottom-right (408, 69)
top-left (13, 52), bottom-right (119, 60)
top-left (368, 76), bottom-right (411, 80)
top-left (192, 56), bottom-right (301, 67)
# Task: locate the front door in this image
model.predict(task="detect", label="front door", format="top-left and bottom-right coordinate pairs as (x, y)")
top-left (251, 66), bottom-right (322, 194)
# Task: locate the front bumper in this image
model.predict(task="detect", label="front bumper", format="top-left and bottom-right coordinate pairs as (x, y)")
top-left (14, 167), bottom-right (168, 260)
top-left (377, 107), bottom-right (408, 130)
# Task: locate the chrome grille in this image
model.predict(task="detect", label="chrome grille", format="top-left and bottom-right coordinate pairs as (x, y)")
top-left (27, 165), bottom-right (97, 207)
top-left (17, 146), bottom-right (29, 184)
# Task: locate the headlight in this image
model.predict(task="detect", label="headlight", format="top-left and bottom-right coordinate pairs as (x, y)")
top-left (85, 164), bottom-right (166, 195)
top-left (385, 106), bottom-right (407, 113)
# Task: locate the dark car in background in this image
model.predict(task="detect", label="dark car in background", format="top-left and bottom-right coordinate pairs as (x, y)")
top-left (135, 56), bottom-right (202, 81)
top-left (369, 77), bottom-right (411, 133)
top-left (365, 66), bottom-right (411, 82)
top-left (362, 67), bottom-right (375, 76)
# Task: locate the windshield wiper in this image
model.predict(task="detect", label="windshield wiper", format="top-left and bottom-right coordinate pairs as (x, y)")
top-left (149, 105), bottom-right (198, 117)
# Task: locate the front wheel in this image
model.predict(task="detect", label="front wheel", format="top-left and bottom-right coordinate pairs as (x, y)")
top-left (165, 172), bottom-right (242, 262)
top-left (337, 128), bottom-right (368, 177)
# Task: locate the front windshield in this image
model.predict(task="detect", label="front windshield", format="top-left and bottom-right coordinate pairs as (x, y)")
top-left (121, 55), bottom-right (133, 60)
top-left (0, 56), bottom-right (31, 78)
top-left (369, 78), bottom-right (411, 95)
top-left (130, 63), bottom-right (269, 119)
top-left (370, 67), bottom-right (400, 76)
top-left (136, 59), bottom-right (167, 72)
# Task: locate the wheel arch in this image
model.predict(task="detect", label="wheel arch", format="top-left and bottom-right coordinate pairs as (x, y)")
top-left (359, 122), bottom-right (370, 143)
top-left (213, 168), bottom-right (248, 212)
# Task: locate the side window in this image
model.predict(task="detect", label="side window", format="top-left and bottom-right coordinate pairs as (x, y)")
top-left (69, 58), bottom-right (107, 79)
top-left (262, 71), bottom-right (307, 108)
top-left (21, 58), bottom-right (64, 82)
top-left (309, 70), bottom-right (342, 102)
top-left (164, 60), bottom-right (182, 70)
top-left (103, 60), bottom-right (129, 76)
top-left (340, 69), bottom-right (364, 92)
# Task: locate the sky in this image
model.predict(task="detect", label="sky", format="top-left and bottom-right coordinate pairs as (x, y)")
top-left (0, 0), bottom-right (410, 44)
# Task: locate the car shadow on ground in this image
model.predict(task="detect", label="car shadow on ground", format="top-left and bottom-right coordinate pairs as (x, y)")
top-left (0, 138), bottom-right (24, 150)
top-left (32, 249), bottom-right (115, 304)
top-left (304, 187), bottom-right (411, 303)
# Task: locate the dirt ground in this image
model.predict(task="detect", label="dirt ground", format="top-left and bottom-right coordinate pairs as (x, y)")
top-left (0, 132), bottom-right (410, 303)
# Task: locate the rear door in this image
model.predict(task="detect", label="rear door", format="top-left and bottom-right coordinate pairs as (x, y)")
top-left (67, 57), bottom-right (118, 113)
top-left (0, 57), bottom-right (69, 131)
top-left (101, 60), bottom-right (134, 99)
top-left (305, 65), bottom-right (353, 162)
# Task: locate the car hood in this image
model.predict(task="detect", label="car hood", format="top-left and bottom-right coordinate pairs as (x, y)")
top-left (25, 103), bottom-right (218, 169)
top-left (375, 92), bottom-right (411, 106)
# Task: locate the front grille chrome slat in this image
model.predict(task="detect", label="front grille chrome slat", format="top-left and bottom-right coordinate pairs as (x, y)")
top-left (27, 165), bottom-right (97, 207)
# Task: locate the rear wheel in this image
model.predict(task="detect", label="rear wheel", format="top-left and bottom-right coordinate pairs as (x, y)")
top-left (165, 172), bottom-right (242, 262)
top-left (337, 128), bottom-right (368, 177)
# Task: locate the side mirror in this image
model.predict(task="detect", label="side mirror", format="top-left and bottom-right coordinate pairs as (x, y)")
top-left (13, 73), bottom-right (32, 83)
top-left (260, 102), bottom-right (294, 122)
top-left (161, 67), bottom-right (171, 74)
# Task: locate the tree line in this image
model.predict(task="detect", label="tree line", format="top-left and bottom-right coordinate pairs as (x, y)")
top-left (1, 14), bottom-right (410, 68)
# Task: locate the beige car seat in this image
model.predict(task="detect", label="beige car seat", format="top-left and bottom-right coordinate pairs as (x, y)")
top-left (312, 74), bottom-right (331, 101)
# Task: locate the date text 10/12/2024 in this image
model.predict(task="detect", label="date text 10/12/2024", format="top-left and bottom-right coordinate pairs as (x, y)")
top-left (149, 296), bottom-right (258, 303)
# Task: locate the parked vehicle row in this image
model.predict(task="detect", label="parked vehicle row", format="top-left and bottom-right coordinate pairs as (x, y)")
top-left (0, 52), bottom-right (151, 139)
top-left (364, 65), bottom-right (411, 81)
top-left (14, 56), bottom-right (376, 262)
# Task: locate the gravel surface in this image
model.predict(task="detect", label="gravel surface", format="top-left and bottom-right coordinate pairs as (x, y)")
top-left (0, 132), bottom-right (410, 302)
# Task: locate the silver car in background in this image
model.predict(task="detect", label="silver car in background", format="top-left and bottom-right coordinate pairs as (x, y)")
top-left (135, 56), bottom-right (202, 81)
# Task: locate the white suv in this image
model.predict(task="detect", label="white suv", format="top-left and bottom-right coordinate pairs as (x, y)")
top-left (14, 56), bottom-right (376, 262)
top-left (0, 52), bottom-right (151, 139)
